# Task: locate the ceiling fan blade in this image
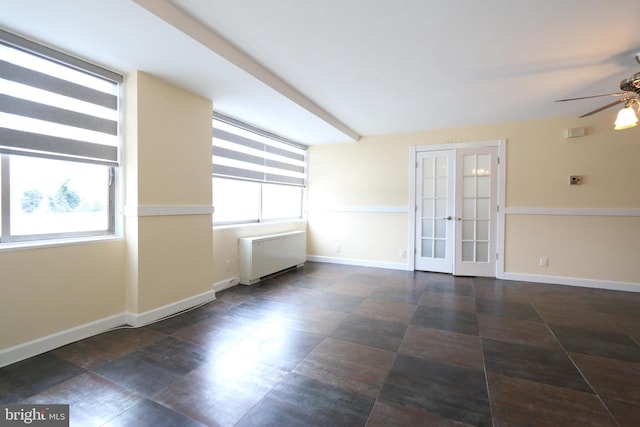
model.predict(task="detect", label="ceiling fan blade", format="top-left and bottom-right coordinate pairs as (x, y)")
top-left (579, 97), bottom-right (633, 118)
top-left (556, 92), bottom-right (630, 102)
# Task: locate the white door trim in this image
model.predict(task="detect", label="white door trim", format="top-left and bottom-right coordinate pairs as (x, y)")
top-left (409, 140), bottom-right (506, 278)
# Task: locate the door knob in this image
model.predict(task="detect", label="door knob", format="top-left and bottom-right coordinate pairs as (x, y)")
top-left (443, 216), bottom-right (452, 220)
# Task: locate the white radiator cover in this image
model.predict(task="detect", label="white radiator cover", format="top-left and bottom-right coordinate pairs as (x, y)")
top-left (239, 231), bottom-right (306, 285)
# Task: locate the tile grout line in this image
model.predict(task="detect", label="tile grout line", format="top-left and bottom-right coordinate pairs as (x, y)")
top-left (471, 277), bottom-right (498, 427)
top-left (522, 287), bottom-right (623, 427)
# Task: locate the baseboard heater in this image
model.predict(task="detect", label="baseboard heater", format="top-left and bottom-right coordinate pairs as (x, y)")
top-left (239, 231), bottom-right (306, 285)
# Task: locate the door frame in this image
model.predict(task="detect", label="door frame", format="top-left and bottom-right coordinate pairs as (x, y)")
top-left (409, 140), bottom-right (506, 278)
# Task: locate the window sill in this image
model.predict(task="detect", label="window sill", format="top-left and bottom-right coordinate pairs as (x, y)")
top-left (0, 234), bottom-right (123, 253)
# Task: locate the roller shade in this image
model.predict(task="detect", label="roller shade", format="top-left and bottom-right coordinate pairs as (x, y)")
top-left (212, 113), bottom-right (307, 187)
top-left (0, 30), bottom-right (121, 166)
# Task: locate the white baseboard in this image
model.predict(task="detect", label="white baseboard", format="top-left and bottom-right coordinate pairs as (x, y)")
top-left (503, 272), bottom-right (640, 293)
top-left (0, 289), bottom-right (218, 368)
top-left (124, 289), bottom-right (217, 327)
top-left (0, 313), bottom-right (127, 368)
top-left (307, 256), bottom-right (639, 293)
top-left (213, 277), bottom-right (240, 292)
top-left (306, 255), bottom-right (412, 271)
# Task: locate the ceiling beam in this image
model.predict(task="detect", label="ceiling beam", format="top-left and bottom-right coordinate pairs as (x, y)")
top-left (132, 0), bottom-right (361, 141)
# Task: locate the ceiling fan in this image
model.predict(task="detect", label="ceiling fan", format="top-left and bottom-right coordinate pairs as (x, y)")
top-left (555, 53), bottom-right (640, 129)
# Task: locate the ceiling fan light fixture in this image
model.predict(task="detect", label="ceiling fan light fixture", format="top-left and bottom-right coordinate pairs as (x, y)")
top-left (614, 104), bottom-right (639, 130)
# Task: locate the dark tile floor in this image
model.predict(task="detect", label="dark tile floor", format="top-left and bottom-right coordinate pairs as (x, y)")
top-left (1, 262), bottom-right (640, 426)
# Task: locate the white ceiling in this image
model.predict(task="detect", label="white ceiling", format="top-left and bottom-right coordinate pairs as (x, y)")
top-left (1, 0), bottom-right (639, 144)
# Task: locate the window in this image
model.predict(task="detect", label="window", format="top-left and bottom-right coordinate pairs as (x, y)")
top-left (212, 113), bottom-right (306, 225)
top-left (0, 29), bottom-right (122, 244)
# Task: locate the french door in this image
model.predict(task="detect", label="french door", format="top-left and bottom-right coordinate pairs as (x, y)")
top-left (414, 144), bottom-right (500, 277)
top-left (415, 150), bottom-right (455, 272)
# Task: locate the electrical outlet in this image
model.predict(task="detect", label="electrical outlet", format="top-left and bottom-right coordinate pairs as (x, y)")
top-left (225, 260), bottom-right (231, 272)
top-left (335, 244), bottom-right (341, 253)
top-left (400, 249), bottom-right (407, 259)
top-left (539, 256), bottom-right (548, 267)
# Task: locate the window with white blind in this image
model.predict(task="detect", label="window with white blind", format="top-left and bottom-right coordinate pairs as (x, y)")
top-left (0, 29), bottom-right (122, 243)
top-left (212, 113), bottom-right (306, 225)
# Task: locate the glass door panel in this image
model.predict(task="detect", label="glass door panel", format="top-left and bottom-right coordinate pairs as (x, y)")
top-left (415, 151), bottom-right (454, 273)
top-left (454, 148), bottom-right (498, 276)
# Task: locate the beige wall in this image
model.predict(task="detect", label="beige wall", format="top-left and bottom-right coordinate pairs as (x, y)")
top-left (504, 117), bottom-right (639, 208)
top-left (125, 72), bottom-right (215, 313)
top-left (135, 73), bottom-right (213, 206)
top-left (505, 215), bottom-right (640, 282)
top-left (137, 216), bottom-right (214, 312)
top-left (308, 113), bottom-right (640, 285)
top-left (307, 134), bottom-right (411, 266)
top-left (308, 212), bottom-right (407, 264)
top-left (0, 241), bottom-right (126, 349)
